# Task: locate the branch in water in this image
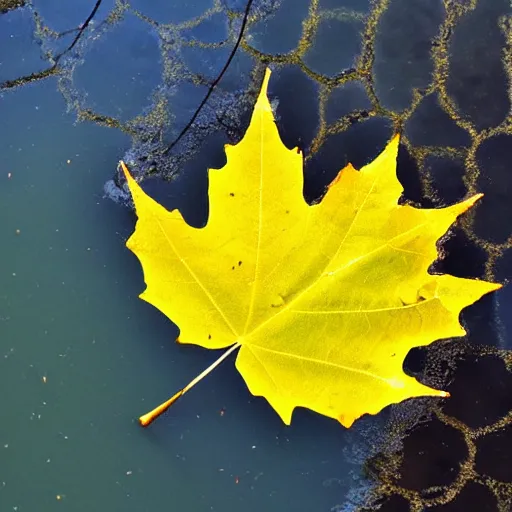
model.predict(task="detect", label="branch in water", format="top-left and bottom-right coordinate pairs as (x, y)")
top-left (0, 0), bottom-right (104, 90)
top-left (162, 0), bottom-right (255, 155)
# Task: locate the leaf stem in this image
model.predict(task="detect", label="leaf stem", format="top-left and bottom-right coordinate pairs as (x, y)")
top-left (139, 342), bottom-right (241, 427)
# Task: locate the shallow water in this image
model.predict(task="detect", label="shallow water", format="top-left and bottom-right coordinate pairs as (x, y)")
top-left (1, 0), bottom-right (511, 511)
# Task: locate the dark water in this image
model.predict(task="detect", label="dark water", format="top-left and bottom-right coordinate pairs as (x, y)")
top-left (1, 1), bottom-right (511, 511)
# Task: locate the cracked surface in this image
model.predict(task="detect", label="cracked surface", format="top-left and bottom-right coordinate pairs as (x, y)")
top-left (1, 0), bottom-right (511, 509)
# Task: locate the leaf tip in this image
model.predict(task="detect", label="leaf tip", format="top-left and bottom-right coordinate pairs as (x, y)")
top-left (464, 192), bottom-right (484, 209)
top-left (119, 160), bottom-right (131, 181)
top-left (426, 388), bottom-right (450, 399)
top-left (119, 160), bottom-right (140, 199)
top-left (328, 162), bottom-right (357, 191)
top-left (447, 192), bottom-right (484, 218)
top-left (387, 133), bottom-right (400, 157)
top-left (261, 67), bottom-right (272, 93)
top-left (338, 413), bottom-right (357, 429)
top-left (255, 68), bottom-right (272, 108)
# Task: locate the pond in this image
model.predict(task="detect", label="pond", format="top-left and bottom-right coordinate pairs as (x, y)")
top-left (1, 1), bottom-right (511, 511)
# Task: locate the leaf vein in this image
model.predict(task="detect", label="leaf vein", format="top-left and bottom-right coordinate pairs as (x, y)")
top-left (153, 214), bottom-right (239, 337)
top-left (247, 345), bottom-right (393, 386)
top-left (291, 297), bottom-right (435, 315)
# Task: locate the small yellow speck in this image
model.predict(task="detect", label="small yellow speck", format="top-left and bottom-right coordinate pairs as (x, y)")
top-left (66, 160), bottom-right (71, 164)
top-left (42, 376), bottom-right (47, 384)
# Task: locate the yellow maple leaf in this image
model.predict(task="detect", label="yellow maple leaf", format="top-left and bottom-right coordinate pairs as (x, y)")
top-left (121, 69), bottom-right (501, 429)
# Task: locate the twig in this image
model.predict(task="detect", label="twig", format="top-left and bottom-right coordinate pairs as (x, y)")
top-left (162, 0), bottom-right (254, 155)
top-left (53, 0), bottom-right (102, 65)
top-left (0, 0), bottom-right (103, 90)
